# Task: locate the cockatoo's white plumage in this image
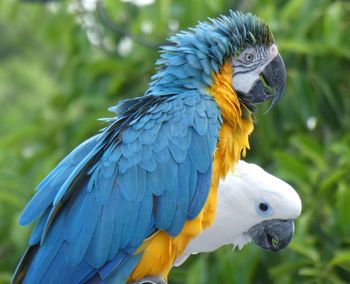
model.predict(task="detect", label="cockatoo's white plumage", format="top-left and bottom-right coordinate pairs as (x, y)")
top-left (175, 160), bottom-right (302, 266)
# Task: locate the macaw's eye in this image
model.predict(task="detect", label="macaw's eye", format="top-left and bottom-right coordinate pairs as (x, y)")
top-left (259, 203), bottom-right (269, 212)
top-left (245, 53), bottom-right (254, 62)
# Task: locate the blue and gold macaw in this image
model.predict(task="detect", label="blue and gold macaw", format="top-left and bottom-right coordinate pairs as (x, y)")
top-left (12, 11), bottom-right (286, 284)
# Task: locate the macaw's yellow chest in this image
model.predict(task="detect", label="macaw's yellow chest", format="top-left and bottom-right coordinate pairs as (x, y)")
top-left (210, 60), bottom-right (254, 176)
top-left (128, 61), bottom-right (253, 282)
top-left (202, 60), bottom-right (254, 227)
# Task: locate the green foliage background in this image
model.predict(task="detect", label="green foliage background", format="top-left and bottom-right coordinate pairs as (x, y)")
top-left (1, 0), bottom-right (350, 283)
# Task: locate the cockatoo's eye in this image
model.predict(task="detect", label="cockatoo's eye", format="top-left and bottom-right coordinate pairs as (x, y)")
top-left (259, 203), bottom-right (269, 212)
top-left (245, 53), bottom-right (254, 62)
top-left (256, 201), bottom-right (272, 216)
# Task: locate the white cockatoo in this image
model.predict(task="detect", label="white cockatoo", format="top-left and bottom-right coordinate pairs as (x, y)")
top-left (175, 160), bottom-right (302, 267)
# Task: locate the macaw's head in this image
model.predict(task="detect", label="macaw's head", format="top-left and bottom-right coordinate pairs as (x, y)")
top-left (150, 11), bottom-right (286, 112)
top-left (226, 16), bottom-right (286, 112)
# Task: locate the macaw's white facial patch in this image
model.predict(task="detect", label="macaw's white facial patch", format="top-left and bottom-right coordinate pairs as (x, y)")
top-left (232, 44), bottom-right (279, 94)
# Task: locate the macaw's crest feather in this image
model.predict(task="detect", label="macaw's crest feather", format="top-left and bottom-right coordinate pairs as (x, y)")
top-left (148, 11), bottom-right (274, 95)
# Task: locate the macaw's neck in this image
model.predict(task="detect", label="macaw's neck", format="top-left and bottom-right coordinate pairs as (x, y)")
top-left (208, 59), bottom-right (245, 126)
top-left (209, 60), bottom-right (254, 178)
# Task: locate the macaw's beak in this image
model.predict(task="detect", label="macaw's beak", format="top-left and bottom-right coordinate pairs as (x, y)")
top-left (248, 219), bottom-right (295, 252)
top-left (239, 54), bottom-right (286, 112)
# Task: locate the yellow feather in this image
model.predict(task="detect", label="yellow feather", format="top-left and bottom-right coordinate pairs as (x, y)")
top-left (128, 60), bottom-right (253, 282)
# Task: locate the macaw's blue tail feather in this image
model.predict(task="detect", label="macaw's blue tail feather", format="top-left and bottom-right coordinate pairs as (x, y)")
top-left (11, 246), bottom-right (39, 284)
top-left (15, 215), bottom-right (141, 284)
top-left (85, 253), bottom-right (142, 284)
top-left (14, 173), bottom-right (143, 284)
top-left (102, 255), bottom-right (141, 284)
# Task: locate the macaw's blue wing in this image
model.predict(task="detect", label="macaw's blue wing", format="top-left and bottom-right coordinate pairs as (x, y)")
top-left (12, 92), bottom-right (221, 284)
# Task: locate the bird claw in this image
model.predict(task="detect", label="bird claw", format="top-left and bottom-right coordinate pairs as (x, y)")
top-left (131, 276), bottom-right (167, 284)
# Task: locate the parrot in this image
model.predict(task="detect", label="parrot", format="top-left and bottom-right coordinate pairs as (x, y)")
top-left (174, 160), bottom-right (302, 269)
top-left (12, 11), bottom-right (286, 284)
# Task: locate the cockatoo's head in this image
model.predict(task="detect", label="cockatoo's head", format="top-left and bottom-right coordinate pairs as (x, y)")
top-left (228, 161), bottom-right (302, 251)
top-left (175, 160), bottom-right (302, 266)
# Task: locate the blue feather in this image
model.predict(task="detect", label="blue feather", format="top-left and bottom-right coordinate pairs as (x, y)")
top-left (104, 254), bottom-right (141, 284)
top-left (139, 156), bottom-right (157, 172)
top-left (37, 243), bottom-right (75, 284)
top-left (125, 139), bottom-right (142, 154)
top-left (154, 147), bottom-right (170, 164)
top-left (53, 145), bottom-right (100, 206)
top-left (167, 161), bottom-right (190, 236)
top-left (153, 101), bottom-right (171, 113)
top-left (119, 199), bottom-right (139, 249)
top-left (118, 156), bottom-right (132, 174)
top-left (66, 199), bottom-right (101, 266)
top-left (188, 130), bottom-right (211, 173)
top-left (71, 258), bottom-right (95, 283)
top-left (153, 157), bottom-right (178, 230)
top-left (121, 144), bottom-right (142, 167)
top-left (183, 93), bottom-right (200, 106)
top-left (87, 189), bottom-right (118, 268)
top-left (108, 146), bottom-right (122, 163)
top-left (95, 167), bottom-right (117, 205)
top-left (168, 54), bottom-right (187, 66)
top-left (194, 114), bottom-right (209, 135)
top-left (101, 161), bottom-right (115, 178)
top-left (64, 187), bottom-right (95, 243)
top-left (29, 208), bottom-right (51, 246)
top-left (152, 125), bottom-right (170, 152)
top-left (168, 142), bottom-right (187, 163)
top-left (210, 59), bottom-right (220, 73)
top-left (19, 188), bottom-right (57, 226)
top-left (171, 131), bottom-right (192, 149)
top-left (142, 119), bottom-right (155, 131)
top-left (98, 251), bottom-right (129, 281)
top-left (146, 172), bottom-right (161, 197)
top-left (129, 191), bottom-right (153, 247)
top-left (118, 165), bottom-right (139, 201)
top-left (117, 165), bottom-right (147, 202)
top-left (139, 122), bottom-right (161, 144)
top-left (206, 102), bottom-right (220, 118)
top-left (188, 164), bottom-right (212, 219)
top-left (24, 211), bottom-right (66, 284)
top-left (107, 194), bottom-right (124, 261)
top-left (19, 137), bottom-right (99, 227)
top-left (172, 97), bottom-right (184, 110)
top-left (187, 160), bottom-right (198, 205)
top-left (123, 127), bottom-right (140, 144)
top-left (141, 144), bottom-right (152, 160)
top-left (132, 115), bottom-right (150, 130)
top-left (201, 73), bottom-right (213, 86)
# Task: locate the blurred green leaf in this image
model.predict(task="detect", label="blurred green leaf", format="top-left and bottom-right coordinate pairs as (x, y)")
top-left (328, 250), bottom-right (350, 268)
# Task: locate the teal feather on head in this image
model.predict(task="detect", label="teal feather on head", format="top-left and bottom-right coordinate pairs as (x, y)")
top-left (214, 10), bottom-right (274, 54)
